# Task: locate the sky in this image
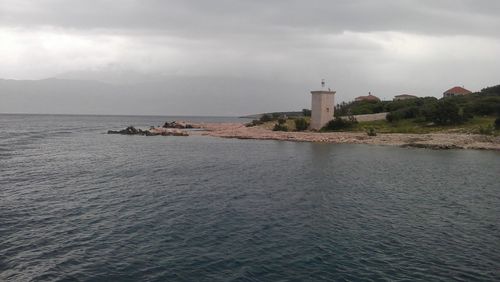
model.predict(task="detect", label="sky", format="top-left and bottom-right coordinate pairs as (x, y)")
top-left (1, 0), bottom-right (500, 115)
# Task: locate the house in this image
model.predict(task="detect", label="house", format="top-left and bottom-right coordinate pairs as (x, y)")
top-left (393, 94), bottom-right (418, 101)
top-left (443, 86), bottom-right (472, 98)
top-left (355, 92), bottom-right (380, 102)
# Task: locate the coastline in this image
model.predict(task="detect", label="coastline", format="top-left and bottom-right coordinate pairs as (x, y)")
top-left (192, 122), bottom-right (500, 151)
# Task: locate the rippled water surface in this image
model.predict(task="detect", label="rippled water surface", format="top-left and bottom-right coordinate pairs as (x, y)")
top-left (1, 114), bottom-right (499, 281)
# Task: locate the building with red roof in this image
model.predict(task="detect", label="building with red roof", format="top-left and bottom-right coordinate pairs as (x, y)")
top-left (443, 86), bottom-right (472, 98)
top-left (355, 92), bottom-right (380, 102)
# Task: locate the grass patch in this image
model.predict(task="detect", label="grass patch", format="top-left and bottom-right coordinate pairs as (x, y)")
top-left (352, 116), bottom-right (499, 135)
top-left (259, 117), bottom-right (313, 131)
top-left (257, 116), bottom-right (499, 136)
top-left (260, 119), bottom-right (298, 131)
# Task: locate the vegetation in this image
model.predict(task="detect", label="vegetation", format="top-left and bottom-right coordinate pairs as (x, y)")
top-left (277, 117), bottom-right (287, 125)
top-left (336, 85), bottom-right (500, 118)
top-left (272, 123), bottom-right (288, 131)
top-left (271, 115), bottom-right (290, 131)
top-left (350, 116), bottom-right (498, 135)
top-left (367, 127), bottom-right (377, 136)
top-left (335, 100), bottom-right (387, 116)
top-left (331, 84), bottom-right (500, 134)
top-left (479, 84), bottom-right (500, 96)
top-left (428, 100), bottom-right (469, 125)
top-left (252, 84), bottom-right (500, 135)
top-left (294, 118), bottom-right (309, 131)
top-left (478, 125), bottom-right (494, 135)
top-left (322, 116), bottom-right (358, 131)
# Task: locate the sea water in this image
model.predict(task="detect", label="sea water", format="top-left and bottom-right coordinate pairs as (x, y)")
top-left (1, 114), bottom-right (499, 281)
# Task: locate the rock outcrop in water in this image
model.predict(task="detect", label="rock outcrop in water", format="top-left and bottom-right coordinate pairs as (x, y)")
top-left (108, 126), bottom-right (152, 136)
top-left (163, 121), bottom-right (194, 129)
top-left (108, 126), bottom-right (188, 136)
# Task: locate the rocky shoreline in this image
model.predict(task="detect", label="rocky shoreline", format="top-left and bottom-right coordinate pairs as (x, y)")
top-left (107, 121), bottom-right (500, 150)
top-left (192, 122), bottom-right (500, 151)
top-left (107, 121), bottom-right (196, 136)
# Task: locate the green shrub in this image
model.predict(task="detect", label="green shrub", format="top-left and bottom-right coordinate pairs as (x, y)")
top-left (469, 97), bottom-right (500, 115)
top-left (495, 117), bottom-right (500, 130)
top-left (322, 117), bottom-right (357, 131)
top-left (431, 100), bottom-right (468, 125)
top-left (350, 101), bottom-right (382, 115)
top-left (302, 109), bottom-right (311, 117)
top-left (367, 128), bottom-right (377, 136)
top-left (294, 118), bottom-right (309, 131)
top-left (272, 123), bottom-right (288, 131)
top-left (277, 117), bottom-right (287, 125)
top-left (402, 107), bottom-right (420, 119)
top-left (478, 125), bottom-right (494, 135)
top-left (386, 111), bottom-right (403, 123)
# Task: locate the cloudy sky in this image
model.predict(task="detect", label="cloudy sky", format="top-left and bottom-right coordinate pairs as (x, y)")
top-left (1, 0), bottom-right (500, 115)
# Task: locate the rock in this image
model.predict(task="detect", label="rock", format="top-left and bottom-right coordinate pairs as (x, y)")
top-left (163, 121), bottom-right (195, 129)
top-left (108, 126), bottom-right (165, 136)
top-left (107, 126), bottom-right (190, 136)
top-left (107, 126), bottom-right (143, 135)
top-left (401, 143), bottom-right (462, 150)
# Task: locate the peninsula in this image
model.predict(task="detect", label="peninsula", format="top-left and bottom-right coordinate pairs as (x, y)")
top-left (190, 83), bottom-right (500, 150)
top-left (191, 122), bottom-right (500, 150)
top-left (107, 83), bottom-right (500, 150)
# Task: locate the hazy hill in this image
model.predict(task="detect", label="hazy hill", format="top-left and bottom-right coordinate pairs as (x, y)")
top-left (0, 77), bottom-right (309, 116)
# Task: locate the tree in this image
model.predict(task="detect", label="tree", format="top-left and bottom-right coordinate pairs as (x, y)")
top-left (302, 109), bottom-right (311, 117)
top-left (386, 111), bottom-right (402, 123)
top-left (480, 85), bottom-right (500, 96)
top-left (431, 100), bottom-right (466, 125)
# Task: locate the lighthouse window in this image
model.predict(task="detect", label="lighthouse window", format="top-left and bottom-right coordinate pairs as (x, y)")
top-left (326, 107), bottom-right (330, 112)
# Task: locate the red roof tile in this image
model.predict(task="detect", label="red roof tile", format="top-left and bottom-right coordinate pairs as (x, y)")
top-left (355, 94), bottom-right (380, 101)
top-left (444, 86), bottom-right (472, 95)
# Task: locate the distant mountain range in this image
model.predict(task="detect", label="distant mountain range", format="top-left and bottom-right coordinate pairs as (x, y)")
top-left (0, 76), bottom-right (309, 116)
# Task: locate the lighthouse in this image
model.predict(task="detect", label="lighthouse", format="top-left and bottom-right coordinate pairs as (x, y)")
top-left (310, 80), bottom-right (336, 130)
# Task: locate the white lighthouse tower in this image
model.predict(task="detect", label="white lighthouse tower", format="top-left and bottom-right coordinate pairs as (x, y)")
top-left (310, 79), bottom-right (336, 130)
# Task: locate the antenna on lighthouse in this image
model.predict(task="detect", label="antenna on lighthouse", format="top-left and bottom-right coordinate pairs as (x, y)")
top-left (321, 79), bottom-right (325, 88)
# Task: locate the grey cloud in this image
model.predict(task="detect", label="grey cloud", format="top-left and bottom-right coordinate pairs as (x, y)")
top-left (1, 0), bottom-right (500, 37)
top-left (1, 0), bottom-right (499, 115)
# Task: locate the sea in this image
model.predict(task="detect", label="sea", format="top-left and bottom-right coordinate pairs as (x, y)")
top-left (1, 114), bottom-right (499, 281)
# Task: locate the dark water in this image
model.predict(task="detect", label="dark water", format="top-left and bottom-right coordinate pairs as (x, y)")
top-left (1, 114), bottom-right (499, 281)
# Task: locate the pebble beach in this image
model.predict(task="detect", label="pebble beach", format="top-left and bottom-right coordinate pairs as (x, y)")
top-left (193, 122), bottom-right (500, 150)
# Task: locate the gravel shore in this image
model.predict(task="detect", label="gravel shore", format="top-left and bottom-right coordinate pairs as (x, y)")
top-left (191, 122), bottom-right (500, 150)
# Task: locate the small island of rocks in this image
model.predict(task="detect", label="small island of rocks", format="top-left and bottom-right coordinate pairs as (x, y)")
top-left (107, 121), bottom-right (198, 136)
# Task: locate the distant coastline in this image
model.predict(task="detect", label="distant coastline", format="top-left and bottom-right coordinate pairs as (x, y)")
top-left (239, 111), bottom-right (303, 119)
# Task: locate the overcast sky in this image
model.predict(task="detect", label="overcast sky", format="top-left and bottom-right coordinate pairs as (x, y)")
top-left (1, 0), bottom-right (500, 115)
